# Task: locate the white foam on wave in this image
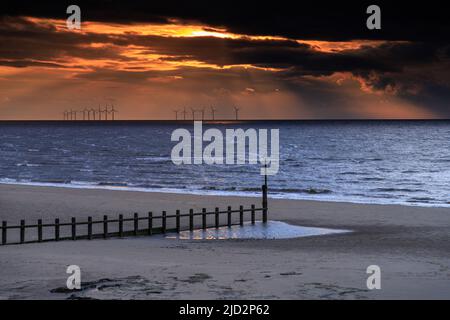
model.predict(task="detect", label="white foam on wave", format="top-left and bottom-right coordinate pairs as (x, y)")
top-left (0, 178), bottom-right (449, 208)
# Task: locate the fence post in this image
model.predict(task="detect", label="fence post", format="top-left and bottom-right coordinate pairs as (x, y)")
top-left (55, 218), bottom-right (60, 241)
top-left (148, 212), bottom-right (153, 235)
top-left (20, 220), bottom-right (25, 243)
top-left (202, 208), bottom-right (207, 230)
top-left (176, 210), bottom-right (180, 233)
top-left (262, 184), bottom-right (268, 223)
top-left (71, 217), bottom-right (76, 240)
top-left (215, 207), bottom-right (219, 228)
top-left (38, 219), bottom-right (43, 242)
top-left (103, 215), bottom-right (108, 238)
top-left (227, 206), bottom-right (232, 227)
top-left (189, 209), bottom-right (194, 231)
top-left (239, 205), bottom-right (244, 226)
top-left (251, 204), bottom-right (255, 224)
top-left (162, 211), bottom-right (166, 233)
top-left (134, 213), bottom-right (138, 236)
top-left (88, 217), bottom-right (92, 240)
top-left (119, 214), bottom-right (123, 237)
top-left (2, 221), bottom-right (6, 245)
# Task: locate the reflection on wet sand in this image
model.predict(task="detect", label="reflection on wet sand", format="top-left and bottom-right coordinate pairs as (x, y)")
top-left (165, 221), bottom-right (350, 240)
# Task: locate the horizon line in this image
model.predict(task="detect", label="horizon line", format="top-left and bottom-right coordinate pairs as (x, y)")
top-left (0, 119), bottom-right (449, 123)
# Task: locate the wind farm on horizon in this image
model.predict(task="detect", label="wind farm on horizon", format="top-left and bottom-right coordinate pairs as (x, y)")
top-left (61, 105), bottom-right (243, 122)
top-left (63, 104), bottom-right (118, 121)
top-left (172, 105), bottom-right (241, 121)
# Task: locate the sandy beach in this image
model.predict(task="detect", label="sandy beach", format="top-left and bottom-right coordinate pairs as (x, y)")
top-left (0, 183), bottom-right (449, 299)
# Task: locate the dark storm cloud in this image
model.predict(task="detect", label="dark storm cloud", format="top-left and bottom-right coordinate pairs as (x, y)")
top-left (0, 16), bottom-right (132, 65)
top-left (1, 0), bottom-right (449, 42)
top-left (1, 1), bottom-right (449, 118)
top-left (2, 14), bottom-right (448, 103)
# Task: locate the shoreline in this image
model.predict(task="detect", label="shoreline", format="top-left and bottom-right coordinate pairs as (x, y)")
top-left (1, 183), bottom-right (449, 299)
top-left (1, 181), bottom-right (449, 209)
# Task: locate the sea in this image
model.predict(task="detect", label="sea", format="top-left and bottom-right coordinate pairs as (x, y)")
top-left (0, 120), bottom-right (449, 207)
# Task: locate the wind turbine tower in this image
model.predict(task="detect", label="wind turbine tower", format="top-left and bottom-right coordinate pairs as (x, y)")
top-left (233, 106), bottom-right (240, 121)
top-left (210, 106), bottom-right (217, 121)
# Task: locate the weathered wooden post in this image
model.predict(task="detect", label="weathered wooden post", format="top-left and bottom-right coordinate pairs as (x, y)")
top-left (262, 162), bottom-right (268, 223)
top-left (2, 221), bottom-right (6, 245)
top-left (133, 213), bottom-right (138, 236)
top-left (103, 215), bottom-right (108, 238)
top-left (239, 205), bottom-right (244, 226)
top-left (162, 211), bottom-right (167, 233)
top-left (119, 214), bottom-right (123, 237)
top-left (71, 217), bottom-right (76, 240)
top-left (202, 208), bottom-right (207, 230)
top-left (20, 220), bottom-right (25, 243)
top-left (251, 204), bottom-right (255, 224)
top-left (227, 206), bottom-right (232, 227)
top-left (88, 217), bottom-right (93, 240)
top-left (262, 185), bottom-right (268, 223)
top-left (189, 209), bottom-right (194, 231)
top-left (55, 218), bottom-right (60, 241)
top-left (176, 210), bottom-right (180, 233)
top-left (148, 212), bottom-right (153, 235)
top-left (215, 207), bottom-right (219, 228)
top-left (38, 219), bottom-right (43, 242)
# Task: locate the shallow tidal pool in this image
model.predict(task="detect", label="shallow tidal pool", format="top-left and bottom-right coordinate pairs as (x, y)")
top-left (165, 221), bottom-right (350, 240)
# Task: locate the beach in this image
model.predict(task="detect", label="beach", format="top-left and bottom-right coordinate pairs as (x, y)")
top-left (0, 184), bottom-right (449, 299)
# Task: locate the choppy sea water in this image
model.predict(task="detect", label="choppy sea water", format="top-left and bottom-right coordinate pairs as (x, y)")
top-left (0, 120), bottom-right (449, 207)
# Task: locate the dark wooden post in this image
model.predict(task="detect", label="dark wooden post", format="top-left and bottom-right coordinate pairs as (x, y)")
top-left (227, 206), bottom-right (232, 227)
top-left (134, 213), bottom-right (138, 236)
top-left (71, 217), bottom-right (76, 240)
top-left (38, 219), bottom-right (43, 242)
top-left (251, 204), bottom-right (255, 224)
top-left (55, 218), bottom-right (60, 241)
top-left (239, 205), bottom-right (244, 226)
top-left (189, 209), bottom-right (194, 231)
top-left (162, 211), bottom-right (166, 233)
top-left (103, 215), bottom-right (108, 238)
top-left (88, 217), bottom-right (93, 240)
top-left (202, 208), bottom-right (207, 230)
top-left (215, 207), bottom-right (219, 228)
top-left (20, 220), bottom-right (25, 243)
top-left (176, 210), bottom-right (180, 233)
top-left (119, 214), bottom-right (123, 237)
top-left (2, 221), bottom-right (6, 245)
top-left (148, 212), bottom-right (153, 235)
top-left (262, 184), bottom-right (268, 223)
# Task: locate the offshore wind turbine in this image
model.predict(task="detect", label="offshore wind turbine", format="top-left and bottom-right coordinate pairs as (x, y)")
top-left (210, 106), bottom-right (217, 120)
top-left (97, 105), bottom-right (103, 121)
top-left (83, 108), bottom-right (89, 120)
top-left (102, 104), bottom-right (109, 121)
top-left (84, 108), bottom-right (90, 120)
top-left (190, 107), bottom-right (196, 120)
top-left (109, 104), bottom-right (117, 120)
top-left (200, 107), bottom-right (205, 121)
top-left (182, 107), bottom-right (187, 120)
top-left (233, 106), bottom-right (240, 121)
top-left (90, 108), bottom-right (96, 121)
top-left (173, 109), bottom-right (179, 120)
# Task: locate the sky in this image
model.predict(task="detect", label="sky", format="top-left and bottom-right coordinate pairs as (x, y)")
top-left (0, 1), bottom-right (449, 120)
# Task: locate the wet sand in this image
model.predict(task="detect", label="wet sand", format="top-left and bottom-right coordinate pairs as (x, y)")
top-left (0, 184), bottom-right (449, 299)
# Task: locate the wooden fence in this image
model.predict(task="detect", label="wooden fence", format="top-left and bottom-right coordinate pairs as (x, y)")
top-left (0, 184), bottom-right (268, 246)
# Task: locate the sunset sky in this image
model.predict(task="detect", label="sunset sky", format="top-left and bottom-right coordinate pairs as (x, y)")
top-left (0, 1), bottom-right (449, 120)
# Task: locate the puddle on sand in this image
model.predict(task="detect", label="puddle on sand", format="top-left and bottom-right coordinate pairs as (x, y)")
top-left (165, 221), bottom-right (351, 240)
